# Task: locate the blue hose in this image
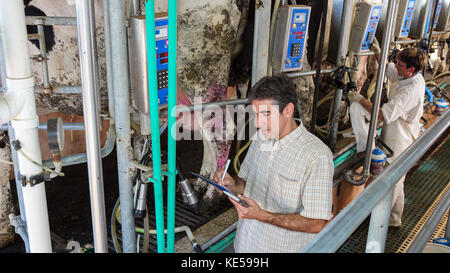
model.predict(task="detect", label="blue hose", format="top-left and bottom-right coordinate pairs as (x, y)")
top-left (425, 85), bottom-right (433, 103)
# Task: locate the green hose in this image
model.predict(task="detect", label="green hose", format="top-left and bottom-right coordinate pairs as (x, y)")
top-left (166, 0), bottom-right (178, 253)
top-left (145, 0), bottom-right (165, 253)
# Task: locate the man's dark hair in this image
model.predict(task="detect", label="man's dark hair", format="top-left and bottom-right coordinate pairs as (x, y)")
top-left (397, 47), bottom-right (427, 74)
top-left (248, 73), bottom-right (298, 113)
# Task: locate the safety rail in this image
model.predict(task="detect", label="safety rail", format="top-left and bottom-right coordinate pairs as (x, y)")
top-left (300, 109), bottom-right (450, 253)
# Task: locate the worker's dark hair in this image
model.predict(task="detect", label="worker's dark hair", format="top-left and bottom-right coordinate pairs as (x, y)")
top-left (248, 73), bottom-right (298, 113)
top-left (397, 47), bottom-right (427, 74)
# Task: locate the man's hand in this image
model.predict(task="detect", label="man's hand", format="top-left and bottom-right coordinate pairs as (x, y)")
top-left (228, 194), bottom-right (270, 221)
top-left (347, 91), bottom-right (363, 103)
top-left (213, 168), bottom-right (235, 194)
top-left (230, 195), bottom-right (328, 233)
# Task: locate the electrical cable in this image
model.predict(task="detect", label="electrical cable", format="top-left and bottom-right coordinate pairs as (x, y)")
top-left (16, 147), bottom-right (64, 177)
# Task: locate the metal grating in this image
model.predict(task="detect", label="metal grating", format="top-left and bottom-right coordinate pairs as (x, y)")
top-left (428, 209), bottom-right (449, 243)
top-left (107, 186), bottom-right (233, 253)
top-left (337, 137), bottom-right (450, 253)
top-left (396, 184), bottom-right (449, 252)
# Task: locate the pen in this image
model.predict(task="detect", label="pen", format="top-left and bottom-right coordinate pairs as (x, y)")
top-left (221, 159), bottom-right (231, 181)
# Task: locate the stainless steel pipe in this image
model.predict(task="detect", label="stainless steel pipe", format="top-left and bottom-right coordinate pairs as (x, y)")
top-left (109, 0), bottom-right (136, 253)
top-left (328, 0), bottom-right (353, 150)
top-left (362, 0), bottom-right (397, 178)
top-left (75, 0), bottom-right (108, 253)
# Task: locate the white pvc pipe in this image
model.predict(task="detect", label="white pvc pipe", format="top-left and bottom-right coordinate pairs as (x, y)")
top-left (0, 0), bottom-right (52, 252)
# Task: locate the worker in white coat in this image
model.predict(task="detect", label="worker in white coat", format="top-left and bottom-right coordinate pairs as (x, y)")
top-left (348, 47), bottom-right (426, 228)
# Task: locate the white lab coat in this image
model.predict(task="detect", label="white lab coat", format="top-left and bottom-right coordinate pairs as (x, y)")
top-left (380, 63), bottom-right (425, 226)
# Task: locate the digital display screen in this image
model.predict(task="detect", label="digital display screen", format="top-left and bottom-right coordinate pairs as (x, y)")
top-left (409, 1), bottom-right (415, 8)
top-left (294, 13), bottom-right (306, 23)
top-left (155, 28), bottom-right (168, 39)
top-left (372, 8), bottom-right (380, 17)
top-left (160, 58), bottom-right (168, 64)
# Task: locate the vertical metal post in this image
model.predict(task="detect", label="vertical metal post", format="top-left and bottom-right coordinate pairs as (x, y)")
top-left (109, 0), bottom-right (136, 253)
top-left (102, 0), bottom-right (114, 121)
top-left (365, 189), bottom-right (394, 253)
top-left (251, 0), bottom-right (271, 86)
top-left (328, 0), bottom-right (353, 150)
top-left (362, 0), bottom-right (397, 178)
top-left (75, 0), bottom-right (108, 253)
top-left (336, 0), bottom-right (353, 69)
top-left (362, 0), bottom-right (398, 253)
top-left (311, 0), bottom-right (328, 135)
top-left (424, 0), bottom-right (440, 74)
top-left (328, 88), bottom-right (343, 151)
top-left (36, 21), bottom-right (50, 89)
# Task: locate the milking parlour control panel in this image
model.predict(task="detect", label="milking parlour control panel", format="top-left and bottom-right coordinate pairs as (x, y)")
top-left (423, 0), bottom-right (444, 38)
top-left (395, 0), bottom-right (417, 38)
top-left (349, 1), bottom-right (382, 53)
top-left (155, 16), bottom-right (169, 106)
top-left (271, 5), bottom-right (311, 73)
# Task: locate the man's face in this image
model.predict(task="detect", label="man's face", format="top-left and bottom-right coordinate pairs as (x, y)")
top-left (395, 59), bottom-right (414, 79)
top-left (252, 99), bottom-right (290, 140)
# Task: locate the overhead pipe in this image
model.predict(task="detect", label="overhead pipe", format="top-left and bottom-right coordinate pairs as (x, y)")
top-left (0, 122), bottom-right (85, 131)
top-left (109, 0), bottom-right (136, 253)
top-left (75, 0), bottom-right (108, 253)
top-left (0, 0), bottom-right (52, 252)
top-left (145, 0), bottom-right (165, 253)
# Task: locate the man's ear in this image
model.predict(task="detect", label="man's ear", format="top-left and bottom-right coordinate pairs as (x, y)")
top-left (283, 102), bottom-right (295, 118)
top-left (409, 66), bottom-right (415, 76)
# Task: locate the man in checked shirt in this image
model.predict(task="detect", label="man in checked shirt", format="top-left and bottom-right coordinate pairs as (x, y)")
top-left (213, 74), bottom-right (334, 252)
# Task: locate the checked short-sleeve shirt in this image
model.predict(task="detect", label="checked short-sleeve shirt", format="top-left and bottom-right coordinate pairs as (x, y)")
top-left (234, 120), bottom-right (334, 253)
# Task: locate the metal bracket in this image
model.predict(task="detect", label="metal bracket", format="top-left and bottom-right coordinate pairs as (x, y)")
top-left (31, 55), bottom-right (49, 62)
top-left (18, 172), bottom-right (50, 187)
top-left (343, 169), bottom-right (370, 186)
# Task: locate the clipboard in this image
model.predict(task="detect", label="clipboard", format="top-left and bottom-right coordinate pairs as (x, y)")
top-left (190, 172), bottom-right (249, 207)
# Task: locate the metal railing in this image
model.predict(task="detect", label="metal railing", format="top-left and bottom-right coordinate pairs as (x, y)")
top-left (301, 109), bottom-right (450, 253)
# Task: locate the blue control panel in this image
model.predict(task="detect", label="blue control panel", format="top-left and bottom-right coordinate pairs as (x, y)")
top-left (400, 0), bottom-right (417, 37)
top-left (361, 5), bottom-right (382, 51)
top-left (424, 0), bottom-right (443, 38)
top-left (155, 17), bottom-right (169, 106)
top-left (283, 7), bottom-right (310, 71)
